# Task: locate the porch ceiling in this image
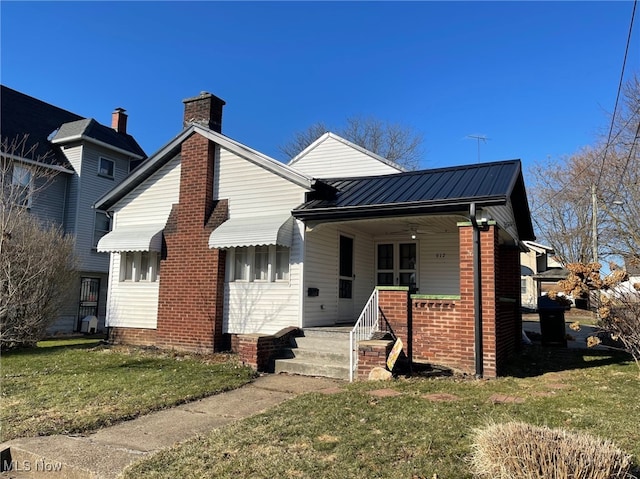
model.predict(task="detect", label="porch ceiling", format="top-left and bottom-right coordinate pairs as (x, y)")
top-left (307, 215), bottom-right (464, 236)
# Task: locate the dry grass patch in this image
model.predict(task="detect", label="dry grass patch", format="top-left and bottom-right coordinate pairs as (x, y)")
top-left (470, 421), bottom-right (634, 479)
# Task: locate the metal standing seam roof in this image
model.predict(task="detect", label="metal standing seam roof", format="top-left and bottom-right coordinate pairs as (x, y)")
top-left (293, 159), bottom-right (535, 240)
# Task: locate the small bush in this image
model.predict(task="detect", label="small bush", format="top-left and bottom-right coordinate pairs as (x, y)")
top-left (469, 421), bottom-right (634, 479)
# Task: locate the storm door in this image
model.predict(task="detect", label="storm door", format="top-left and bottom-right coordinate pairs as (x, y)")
top-left (77, 277), bottom-right (100, 331)
top-left (337, 235), bottom-right (354, 322)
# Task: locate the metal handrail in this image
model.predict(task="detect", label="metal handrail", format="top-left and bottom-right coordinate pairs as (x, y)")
top-left (349, 288), bottom-right (379, 382)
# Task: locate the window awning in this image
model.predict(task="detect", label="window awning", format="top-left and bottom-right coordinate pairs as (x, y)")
top-left (97, 224), bottom-right (164, 253)
top-left (209, 215), bottom-right (295, 249)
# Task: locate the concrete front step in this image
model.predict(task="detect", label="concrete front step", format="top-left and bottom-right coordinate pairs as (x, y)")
top-left (274, 327), bottom-right (352, 380)
top-left (274, 357), bottom-right (350, 381)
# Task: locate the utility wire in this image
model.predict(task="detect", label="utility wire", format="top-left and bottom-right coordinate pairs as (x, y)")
top-left (531, 0), bottom-right (638, 214)
top-left (595, 0), bottom-right (637, 186)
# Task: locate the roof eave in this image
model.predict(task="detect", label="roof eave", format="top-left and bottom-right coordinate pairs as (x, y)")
top-left (52, 134), bottom-right (144, 160)
top-left (94, 128), bottom-right (192, 211)
top-left (292, 196), bottom-right (506, 221)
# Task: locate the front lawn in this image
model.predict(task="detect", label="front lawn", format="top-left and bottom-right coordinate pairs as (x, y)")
top-left (125, 346), bottom-right (639, 479)
top-left (0, 339), bottom-right (255, 442)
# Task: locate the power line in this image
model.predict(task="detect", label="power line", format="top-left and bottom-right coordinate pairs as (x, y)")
top-left (531, 0), bottom-right (638, 215)
top-left (595, 0), bottom-right (637, 186)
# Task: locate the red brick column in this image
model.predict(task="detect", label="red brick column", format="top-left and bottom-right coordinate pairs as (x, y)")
top-left (378, 288), bottom-right (410, 347)
top-left (357, 339), bottom-right (395, 380)
top-left (456, 224), bottom-right (499, 377)
top-left (235, 334), bottom-right (276, 372)
top-left (155, 132), bottom-right (228, 353)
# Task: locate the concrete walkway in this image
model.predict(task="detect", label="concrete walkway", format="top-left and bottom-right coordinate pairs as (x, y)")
top-left (0, 374), bottom-right (344, 479)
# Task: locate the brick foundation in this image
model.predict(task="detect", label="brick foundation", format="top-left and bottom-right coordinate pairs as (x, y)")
top-left (230, 327), bottom-right (300, 372)
top-left (109, 327), bottom-right (157, 347)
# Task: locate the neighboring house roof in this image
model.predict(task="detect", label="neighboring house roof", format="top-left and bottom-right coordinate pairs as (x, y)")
top-left (1, 84), bottom-right (83, 168)
top-left (288, 132), bottom-right (406, 172)
top-left (1, 84), bottom-right (146, 168)
top-left (95, 123), bottom-right (314, 211)
top-left (532, 267), bottom-right (570, 281)
top-left (292, 159), bottom-right (535, 241)
top-left (52, 118), bottom-right (146, 159)
top-left (522, 240), bottom-right (554, 255)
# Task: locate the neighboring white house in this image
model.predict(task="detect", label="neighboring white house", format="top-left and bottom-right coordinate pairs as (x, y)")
top-left (520, 240), bottom-right (565, 309)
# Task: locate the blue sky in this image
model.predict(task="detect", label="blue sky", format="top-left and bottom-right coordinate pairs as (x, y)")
top-left (1, 1), bottom-right (638, 177)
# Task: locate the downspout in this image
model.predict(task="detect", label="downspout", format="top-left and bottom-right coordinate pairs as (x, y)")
top-left (470, 203), bottom-right (483, 378)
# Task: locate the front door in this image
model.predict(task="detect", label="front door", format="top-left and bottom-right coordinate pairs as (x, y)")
top-left (376, 242), bottom-right (418, 291)
top-left (77, 277), bottom-right (100, 331)
top-left (338, 235), bottom-right (354, 322)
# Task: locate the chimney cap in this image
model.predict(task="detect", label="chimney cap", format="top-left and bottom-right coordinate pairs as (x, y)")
top-left (182, 91), bottom-right (226, 106)
top-left (113, 107), bottom-right (127, 113)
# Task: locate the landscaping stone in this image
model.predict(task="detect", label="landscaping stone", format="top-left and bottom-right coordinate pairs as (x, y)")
top-left (368, 367), bottom-right (393, 381)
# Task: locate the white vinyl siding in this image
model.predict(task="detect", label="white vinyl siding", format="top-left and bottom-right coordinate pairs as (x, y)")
top-left (224, 220), bottom-right (304, 335)
top-left (302, 223), bottom-right (375, 327)
top-left (113, 155), bottom-right (181, 226)
top-left (290, 135), bottom-right (402, 178)
top-left (216, 146), bottom-right (309, 335)
top-left (106, 252), bottom-right (159, 329)
top-left (418, 231), bottom-right (460, 296)
top-left (215, 147), bottom-right (307, 217)
top-left (104, 155), bottom-right (181, 329)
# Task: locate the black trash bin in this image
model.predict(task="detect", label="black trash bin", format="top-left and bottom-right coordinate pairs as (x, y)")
top-left (537, 295), bottom-right (567, 347)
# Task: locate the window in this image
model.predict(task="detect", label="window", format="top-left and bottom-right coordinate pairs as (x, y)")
top-left (12, 164), bottom-right (32, 207)
top-left (254, 246), bottom-right (270, 281)
top-left (120, 252), bottom-right (160, 282)
top-left (98, 157), bottom-right (115, 179)
top-left (234, 247), bottom-right (249, 281)
top-left (521, 278), bottom-right (528, 295)
top-left (93, 212), bottom-right (111, 248)
top-left (275, 246), bottom-right (290, 281)
top-left (230, 245), bottom-right (290, 283)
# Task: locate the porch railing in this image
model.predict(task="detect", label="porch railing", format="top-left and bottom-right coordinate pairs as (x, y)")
top-left (349, 288), bottom-right (379, 382)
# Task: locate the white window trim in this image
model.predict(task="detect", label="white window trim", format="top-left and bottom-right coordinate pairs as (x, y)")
top-left (98, 157), bottom-right (115, 179)
top-left (119, 251), bottom-right (160, 283)
top-left (228, 245), bottom-right (290, 283)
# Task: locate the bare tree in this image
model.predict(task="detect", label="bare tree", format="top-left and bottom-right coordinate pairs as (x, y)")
top-left (528, 149), bottom-right (598, 264)
top-left (529, 73), bottom-right (640, 267)
top-left (1, 135), bottom-right (77, 350)
top-left (279, 116), bottom-right (424, 171)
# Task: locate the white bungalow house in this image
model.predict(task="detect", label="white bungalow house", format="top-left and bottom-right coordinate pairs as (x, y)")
top-left (95, 92), bottom-right (535, 379)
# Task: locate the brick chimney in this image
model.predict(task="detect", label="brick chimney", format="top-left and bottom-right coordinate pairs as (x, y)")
top-left (182, 91), bottom-right (226, 132)
top-left (111, 107), bottom-right (128, 134)
top-left (156, 92), bottom-right (228, 353)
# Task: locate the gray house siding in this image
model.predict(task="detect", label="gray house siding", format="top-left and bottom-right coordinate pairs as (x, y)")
top-left (29, 173), bottom-right (68, 226)
top-left (72, 143), bottom-right (133, 273)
